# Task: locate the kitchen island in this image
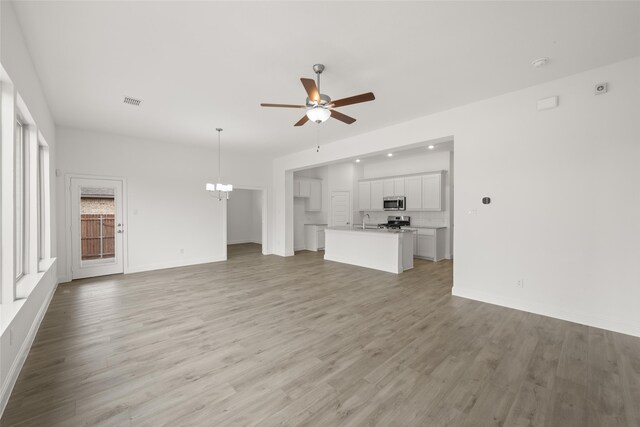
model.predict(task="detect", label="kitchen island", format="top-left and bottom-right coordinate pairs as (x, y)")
top-left (324, 227), bottom-right (414, 274)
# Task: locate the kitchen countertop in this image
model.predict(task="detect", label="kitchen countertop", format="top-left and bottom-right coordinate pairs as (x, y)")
top-left (404, 226), bottom-right (448, 230)
top-left (304, 223), bottom-right (328, 226)
top-left (327, 226), bottom-right (414, 234)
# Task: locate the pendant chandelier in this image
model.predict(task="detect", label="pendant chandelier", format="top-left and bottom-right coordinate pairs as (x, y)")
top-left (206, 128), bottom-right (233, 200)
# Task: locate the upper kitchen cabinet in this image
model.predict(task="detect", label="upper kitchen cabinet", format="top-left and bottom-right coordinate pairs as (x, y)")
top-left (371, 181), bottom-right (384, 210)
top-left (299, 179), bottom-right (311, 197)
top-left (294, 178), bottom-right (322, 212)
top-left (383, 179), bottom-right (394, 197)
top-left (394, 178), bottom-right (405, 196)
top-left (357, 171), bottom-right (444, 212)
top-left (405, 176), bottom-right (422, 210)
top-left (422, 172), bottom-right (445, 211)
top-left (383, 178), bottom-right (405, 197)
top-left (293, 178), bottom-right (310, 197)
top-left (358, 181), bottom-right (371, 211)
top-left (307, 180), bottom-right (322, 211)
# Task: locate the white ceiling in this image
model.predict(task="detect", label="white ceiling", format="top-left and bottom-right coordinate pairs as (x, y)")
top-left (12, 1), bottom-right (640, 156)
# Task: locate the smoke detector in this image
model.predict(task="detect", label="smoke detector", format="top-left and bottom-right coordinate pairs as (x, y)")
top-left (531, 58), bottom-right (549, 68)
top-left (123, 96), bottom-right (142, 106)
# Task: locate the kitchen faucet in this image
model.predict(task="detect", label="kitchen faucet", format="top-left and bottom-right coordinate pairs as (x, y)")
top-left (362, 214), bottom-right (370, 229)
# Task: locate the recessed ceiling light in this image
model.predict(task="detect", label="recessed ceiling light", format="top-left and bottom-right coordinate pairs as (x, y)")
top-left (387, 153), bottom-right (393, 157)
top-left (531, 57), bottom-right (549, 68)
top-left (428, 145), bottom-right (435, 150)
top-left (355, 159), bottom-right (361, 163)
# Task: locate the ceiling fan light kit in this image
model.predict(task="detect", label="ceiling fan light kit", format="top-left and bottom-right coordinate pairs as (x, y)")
top-left (260, 63), bottom-right (375, 126)
top-left (306, 107), bottom-right (331, 123)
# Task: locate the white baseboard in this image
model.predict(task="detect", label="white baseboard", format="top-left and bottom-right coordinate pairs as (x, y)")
top-left (126, 256), bottom-right (226, 274)
top-left (227, 239), bottom-right (261, 245)
top-left (0, 281), bottom-right (58, 417)
top-left (452, 286), bottom-right (640, 338)
top-left (58, 274), bottom-right (72, 284)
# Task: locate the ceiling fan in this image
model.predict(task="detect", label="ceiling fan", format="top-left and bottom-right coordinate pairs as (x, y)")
top-left (260, 64), bottom-right (375, 126)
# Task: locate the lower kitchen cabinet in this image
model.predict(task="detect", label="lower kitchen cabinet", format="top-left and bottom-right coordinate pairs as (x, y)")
top-left (304, 224), bottom-right (326, 251)
top-left (407, 228), bottom-right (447, 261)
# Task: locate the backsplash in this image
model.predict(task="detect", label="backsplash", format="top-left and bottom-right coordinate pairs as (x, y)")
top-left (354, 210), bottom-right (448, 227)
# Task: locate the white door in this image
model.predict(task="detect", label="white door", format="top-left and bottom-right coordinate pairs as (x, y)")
top-left (331, 191), bottom-right (351, 226)
top-left (70, 178), bottom-right (125, 279)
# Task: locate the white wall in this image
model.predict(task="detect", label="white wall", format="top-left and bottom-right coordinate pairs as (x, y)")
top-left (227, 189), bottom-right (253, 244)
top-left (55, 127), bottom-right (271, 281)
top-left (250, 190), bottom-right (262, 244)
top-left (360, 150), bottom-right (450, 178)
top-left (273, 56), bottom-right (640, 337)
top-left (227, 189), bottom-right (262, 245)
top-left (1, 1), bottom-right (58, 414)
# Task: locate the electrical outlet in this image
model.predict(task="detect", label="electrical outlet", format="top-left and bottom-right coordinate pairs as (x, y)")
top-left (516, 279), bottom-right (524, 288)
top-left (179, 248), bottom-right (184, 254)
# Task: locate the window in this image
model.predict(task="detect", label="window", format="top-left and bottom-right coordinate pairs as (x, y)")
top-left (38, 145), bottom-right (46, 264)
top-left (14, 118), bottom-right (26, 280)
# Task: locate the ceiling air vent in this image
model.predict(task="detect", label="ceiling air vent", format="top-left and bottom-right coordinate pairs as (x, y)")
top-left (123, 96), bottom-right (142, 106)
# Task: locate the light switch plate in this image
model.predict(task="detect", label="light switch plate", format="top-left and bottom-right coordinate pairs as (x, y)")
top-left (537, 96), bottom-right (559, 111)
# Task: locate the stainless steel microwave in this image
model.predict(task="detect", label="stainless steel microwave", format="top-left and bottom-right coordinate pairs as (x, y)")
top-left (383, 196), bottom-right (406, 211)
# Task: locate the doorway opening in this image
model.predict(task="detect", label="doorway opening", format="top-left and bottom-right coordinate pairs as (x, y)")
top-left (285, 137), bottom-right (453, 265)
top-left (226, 188), bottom-right (265, 259)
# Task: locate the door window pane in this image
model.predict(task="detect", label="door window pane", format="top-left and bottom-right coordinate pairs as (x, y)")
top-left (80, 187), bottom-right (115, 260)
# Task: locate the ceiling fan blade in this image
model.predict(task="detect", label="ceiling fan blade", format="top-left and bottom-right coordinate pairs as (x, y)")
top-left (331, 92), bottom-right (375, 108)
top-left (301, 78), bottom-right (320, 103)
top-left (330, 110), bottom-right (356, 124)
top-left (294, 115), bottom-right (309, 127)
top-left (260, 103), bottom-right (306, 108)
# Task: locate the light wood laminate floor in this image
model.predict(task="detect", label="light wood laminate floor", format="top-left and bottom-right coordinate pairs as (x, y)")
top-left (3, 244), bottom-right (640, 426)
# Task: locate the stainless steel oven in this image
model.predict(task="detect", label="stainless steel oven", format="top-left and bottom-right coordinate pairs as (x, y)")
top-left (383, 196), bottom-right (406, 211)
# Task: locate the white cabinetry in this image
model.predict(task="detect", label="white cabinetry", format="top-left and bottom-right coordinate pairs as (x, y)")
top-left (405, 176), bottom-right (422, 210)
top-left (304, 225), bottom-right (326, 251)
top-left (307, 180), bottom-right (322, 211)
top-left (358, 171), bottom-right (444, 212)
top-left (409, 228), bottom-right (447, 261)
top-left (298, 180), bottom-right (311, 197)
top-left (358, 181), bottom-right (371, 211)
top-left (294, 178), bottom-right (322, 212)
top-left (371, 181), bottom-right (384, 210)
top-left (422, 172), bottom-right (444, 211)
top-left (417, 234), bottom-right (435, 259)
top-left (394, 178), bottom-right (405, 196)
top-left (383, 179), bottom-right (394, 197)
top-left (382, 178), bottom-right (405, 197)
